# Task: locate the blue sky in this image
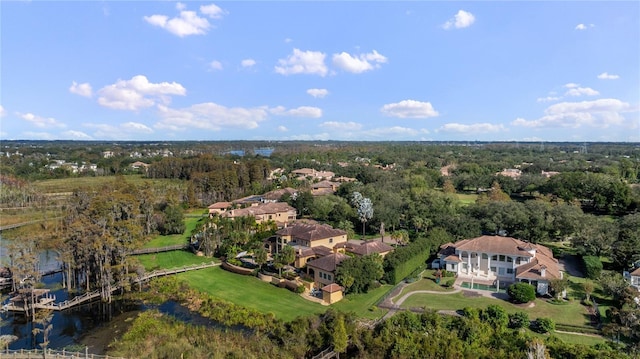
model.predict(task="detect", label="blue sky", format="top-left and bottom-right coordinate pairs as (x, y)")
top-left (1, 1), bottom-right (638, 142)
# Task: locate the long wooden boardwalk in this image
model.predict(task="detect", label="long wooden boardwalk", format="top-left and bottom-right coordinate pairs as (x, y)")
top-left (0, 348), bottom-right (124, 359)
top-left (129, 243), bottom-right (189, 255)
top-left (2, 262), bottom-right (219, 313)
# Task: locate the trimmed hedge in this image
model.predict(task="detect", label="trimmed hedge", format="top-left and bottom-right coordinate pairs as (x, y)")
top-left (507, 282), bottom-right (536, 303)
top-left (582, 256), bottom-right (602, 279)
top-left (383, 237), bottom-right (432, 285)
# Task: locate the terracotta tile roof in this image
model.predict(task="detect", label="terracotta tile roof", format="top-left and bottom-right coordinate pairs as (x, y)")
top-left (223, 202), bottom-right (295, 218)
top-left (347, 240), bottom-right (394, 256)
top-left (444, 255), bottom-right (462, 263)
top-left (208, 202), bottom-right (232, 209)
top-left (276, 222), bottom-right (346, 241)
top-left (630, 267), bottom-right (640, 276)
top-left (322, 283), bottom-right (343, 293)
top-left (454, 236), bottom-right (536, 257)
top-left (312, 180), bottom-right (339, 189)
top-left (306, 253), bottom-right (349, 273)
top-left (262, 187), bottom-right (298, 201)
top-left (516, 255), bottom-right (561, 281)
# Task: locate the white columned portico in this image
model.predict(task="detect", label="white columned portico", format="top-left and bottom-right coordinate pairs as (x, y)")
top-left (466, 251), bottom-right (471, 275)
top-left (487, 254), bottom-right (491, 276)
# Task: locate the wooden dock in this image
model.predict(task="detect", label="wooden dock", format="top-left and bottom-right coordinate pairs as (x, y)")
top-left (129, 243), bottom-right (189, 255)
top-left (0, 348), bottom-right (124, 359)
top-left (2, 261), bottom-right (220, 313)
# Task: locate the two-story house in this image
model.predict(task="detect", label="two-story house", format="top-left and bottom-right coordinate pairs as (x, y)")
top-left (273, 222), bottom-right (348, 268)
top-left (221, 202), bottom-right (297, 228)
top-left (437, 235), bottom-right (562, 295)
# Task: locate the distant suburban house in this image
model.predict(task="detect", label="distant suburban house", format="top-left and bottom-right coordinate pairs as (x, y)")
top-left (130, 161), bottom-right (149, 172)
top-left (496, 168), bottom-right (522, 178)
top-left (291, 168), bottom-right (335, 181)
top-left (221, 202), bottom-right (296, 227)
top-left (208, 202), bottom-right (233, 216)
top-left (541, 170), bottom-right (561, 178)
top-left (306, 252), bottom-right (349, 289)
top-left (273, 222), bottom-right (348, 268)
top-left (333, 176), bottom-right (357, 183)
top-left (262, 187), bottom-right (298, 202)
top-left (625, 267), bottom-right (640, 289)
top-left (311, 180), bottom-right (340, 196)
top-left (436, 235), bottom-right (562, 295)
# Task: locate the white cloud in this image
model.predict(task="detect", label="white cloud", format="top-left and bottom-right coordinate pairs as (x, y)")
top-left (19, 112), bottom-right (66, 128)
top-left (84, 122), bottom-right (153, 139)
top-left (512, 98), bottom-right (632, 128)
top-left (23, 131), bottom-right (55, 140)
top-left (200, 3), bottom-right (226, 19)
top-left (69, 81), bottom-right (93, 97)
top-left (241, 59), bottom-right (256, 68)
top-left (332, 50), bottom-right (387, 73)
top-left (97, 75), bottom-right (186, 111)
top-left (0, 105), bottom-right (5, 117)
top-left (537, 96), bottom-right (561, 103)
top-left (286, 133), bottom-right (331, 141)
top-left (438, 123), bottom-right (505, 134)
top-left (61, 130), bottom-right (93, 140)
top-left (122, 122), bottom-right (154, 133)
top-left (155, 103), bottom-right (270, 131)
top-left (144, 3), bottom-right (226, 37)
top-left (270, 106), bottom-right (322, 118)
top-left (564, 83), bottom-right (579, 89)
top-left (443, 10), bottom-right (475, 30)
top-left (380, 100), bottom-right (439, 118)
top-left (575, 23), bottom-right (595, 30)
top-left (307, 88), bottom-right (329, 98)
top-left (284, 38), bottom-right (293, 43)
top-left (275, 49), bottom-right (328, 76)
top-left (565, 86), bottom-right (599, 97)
top-left (277, 125), bottom-right (288, 132)
top-left (209, 60), bottom-right (223, 71)
top-left (319, 121), bottom-right (363, 131)
top-left (597, 72), bottom-right (619, 80)
top-left (365, 126), bottom-right (430, 138)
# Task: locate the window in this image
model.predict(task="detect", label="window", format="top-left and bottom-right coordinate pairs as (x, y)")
top-left (329, 238), bottom-right (333, 244)
top-left (491, 255), bottom-right (498, 261)
top-left (507, 256), bottom-right (513, 263)
top-left (498, 267), bottom-right (506, 275)
top-left (490, 266), bottom-right (497, 273)
top-left (506, 268), bottom-right (514, 274)
top-left (327, 275), bottom-right (332, 281)
top-left (499, 255), bottom-right (506, 262)
top-left (482, 253), bottom-right (488, 259)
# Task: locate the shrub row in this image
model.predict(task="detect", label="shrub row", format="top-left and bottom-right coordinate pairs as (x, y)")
top-left (383, 237), bottom-right (432, 285)
top-left (582, 256), bottom-right (603, 279)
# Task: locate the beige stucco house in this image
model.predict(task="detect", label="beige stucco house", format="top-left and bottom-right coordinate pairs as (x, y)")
top-left (437, 235), bottom-right (562, 295)
top-left (221, 202), bottom-right (296, 227)
top-left (274, 222), bottom-right (348, 268)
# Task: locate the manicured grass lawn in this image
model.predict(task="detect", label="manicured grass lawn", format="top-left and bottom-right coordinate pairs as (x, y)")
top-left (401, 292), bottom-right (594, 328)
top-left (394, 277), bottom-right (453, 300)
top-left (178, 266), bottom-right (326, 322)
top-left (143, 215), bottom-right (204, 248)
top-left (333, 285), bottom-right (392, 319)
top-left (136, 251), bottom-right (216, 271)
top-left (455, 193), bottom-right (478, 205)
top-left (549, 332), bottom-right (607, 346)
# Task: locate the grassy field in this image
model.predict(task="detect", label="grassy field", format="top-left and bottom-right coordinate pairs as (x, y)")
top-left (32, 175), bottom-right (183, 193)
top-left (143, 215), bottom-right (204, 248)
top-left (178, 266), bottom-right (326, 322)
top-left (333, 285), bottom-right (392, 319)
top-left (400, 292), bottom-right (594, 328)
top-left (455, 193), bottom-right (478, 205)
top-left (136, 251), bottom-right (217, 271)
top-left (549, 332), bottom-right (607, 346)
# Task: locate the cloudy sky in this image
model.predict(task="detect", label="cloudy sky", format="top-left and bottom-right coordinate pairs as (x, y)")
top-left (1, 1), bottom-right (638, 141)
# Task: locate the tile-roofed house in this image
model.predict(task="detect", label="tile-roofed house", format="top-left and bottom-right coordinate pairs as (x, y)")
top-left (311, 181), bottom-right (340, 196)
top-left (262, 187), bottom-right (298, 202)
top-left (291, 168), bottom-right (335, 181)
top-left (437, 235), bottom-right (562, 295)
top-left (208, 201), bottom-right (233, 216)
top-left (321, 283), bottom-right (344, 304)
top-left (346, 240), bottom-right (394, 257)
top-left (276, 222), bottom-right (348, 267)
top-left (222, 202), bottom-right (296, 227)
top-left (306, 252), bottom-right (349, 288)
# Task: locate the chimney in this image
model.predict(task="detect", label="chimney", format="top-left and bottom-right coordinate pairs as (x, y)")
top-left (540, 265), bottom-right (547, 278)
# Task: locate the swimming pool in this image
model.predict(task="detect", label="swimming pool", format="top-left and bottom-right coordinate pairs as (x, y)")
top-left (461, 281), bottom-right (507, 293)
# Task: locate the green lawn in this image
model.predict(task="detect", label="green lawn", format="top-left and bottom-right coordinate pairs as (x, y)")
top-left (144, 215), bottom-right (204, 248)
top-left (549, 332), bottom-right (607, 346)
top-left (136, 251), bottom-right (216, 271)
top-left (455, 193), bottom-right (478, 205)
top-left (401, 292), bottom-right (594, 328)
top-left (333, 285), bottom-right (392, 319)
top-left (178, 266), bottom-right (326, 322)
top-left (33, 175), bottom-right (183, 193)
